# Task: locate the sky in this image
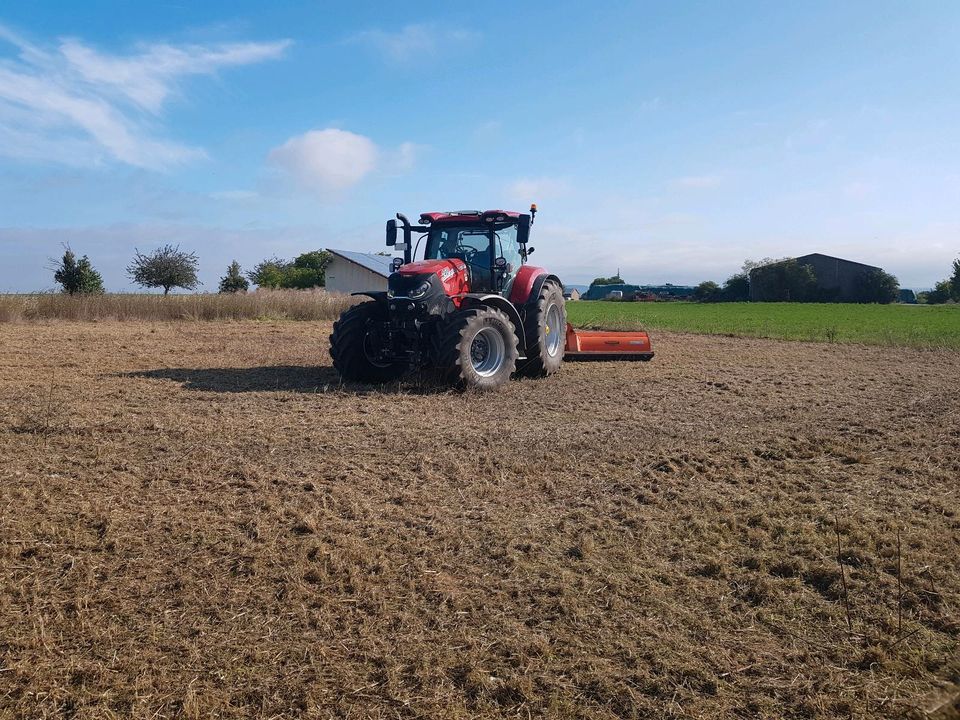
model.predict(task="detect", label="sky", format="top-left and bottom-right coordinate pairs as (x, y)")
top-left (1, 0), bottom-right (959, 292)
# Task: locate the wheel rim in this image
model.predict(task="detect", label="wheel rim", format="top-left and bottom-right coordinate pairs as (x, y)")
top-left (470, 326), bottom-right (506, 377)
top-left (544, 303), bottom-right (564, 357)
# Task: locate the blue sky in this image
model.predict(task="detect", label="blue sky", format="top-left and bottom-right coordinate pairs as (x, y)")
top-left (1, 1), bottom-right (958, 291)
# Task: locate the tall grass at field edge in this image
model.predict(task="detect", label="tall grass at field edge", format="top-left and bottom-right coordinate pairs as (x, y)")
top-left (0, 290), bottom-right (359, 322)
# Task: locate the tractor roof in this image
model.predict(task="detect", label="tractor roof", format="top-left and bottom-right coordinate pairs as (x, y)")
top-left (420, 210), bottom-right (522, 224)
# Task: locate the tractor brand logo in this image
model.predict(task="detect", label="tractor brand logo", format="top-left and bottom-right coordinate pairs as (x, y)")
top-left (440, 267), bottom-right (456, 282)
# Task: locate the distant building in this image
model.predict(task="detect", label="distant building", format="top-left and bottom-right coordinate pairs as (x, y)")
top-left (563, 288), bottom-right (581, 301)
top-left (582, 283), bottom-right (640, 300)
top-left (899, 288), bottom-right (917, 304)
top-left (582, 283), bottom-right (696, 301)
top-left (749, 253), bottom-right (882, 302)
top-left (326, 249), bottom-right (392, 294)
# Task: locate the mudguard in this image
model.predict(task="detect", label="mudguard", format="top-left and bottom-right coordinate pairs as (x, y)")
top-left (508, 266), bottom-right (563, 305)
top-left (350, 291), bottom-right (388, 309)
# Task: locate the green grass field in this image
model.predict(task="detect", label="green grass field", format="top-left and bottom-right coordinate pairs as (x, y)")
top-left (566, 301), bottom-right (960, 349)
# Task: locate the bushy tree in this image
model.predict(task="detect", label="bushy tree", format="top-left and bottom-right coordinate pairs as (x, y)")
top-left (53, 247), bottom-right (104, 295)
top-left (749, 260), bottom-right (818, 302)
top-left (742, 257), bottom-right (786, 274)
top-left (924, 279), bottom-right (954, 304)
top-left (694, 280), bottom-right (721, 302)
top-left (722, 272), bottom-right (750, 301)
top-left (853, 268), bottom-right (899, 304)
top-left (284, 250), bottom-right (332, 289)
top-left (219, 260), bottom-right (249, 293)
top-left (951, 257), bottom-right (960, 301)
top-left (247, 250), bottom-right (332, 289)
top-left (127, 244), bottom-right (199, 295)
top-left (590, 274), bottom-right (624, 286)
top-left (247, 257), bottom-right (289, 289)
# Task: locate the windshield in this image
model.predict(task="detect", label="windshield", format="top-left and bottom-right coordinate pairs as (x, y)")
top-left (424, 223), bottom-right (522, 293)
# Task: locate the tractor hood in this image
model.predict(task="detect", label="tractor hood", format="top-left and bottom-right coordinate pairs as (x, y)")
top-left (398, 258), bottom-right (469, 296)
top-left (398, 258), bottom-right (466, 278)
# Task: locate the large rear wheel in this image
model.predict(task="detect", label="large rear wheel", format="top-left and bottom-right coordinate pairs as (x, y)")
top-left (329, 301), bottom-right (407, 383)
top-left (520, 279), bottom-right (566, 376)
top-left (437, 307), bottom-right (518, 390)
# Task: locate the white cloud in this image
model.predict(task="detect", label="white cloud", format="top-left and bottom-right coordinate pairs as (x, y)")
top-left (348, 23), bottom-right (480, 63)
top-left (268, 129), bottom-right (420, 193)
top-left (268, 129), bottom-right (379, 193)
top-left (0, 23), bottom-right (290, 169)
top-left (671, 174), bottom-right (722, 189)
top-left (393, 141), bottom-right (419, 173)
top-left (506, 177), bottom-right (572, 203)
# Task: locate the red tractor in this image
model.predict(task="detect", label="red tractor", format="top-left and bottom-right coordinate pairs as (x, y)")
top-left (329, 206), bottom-right (652, 390)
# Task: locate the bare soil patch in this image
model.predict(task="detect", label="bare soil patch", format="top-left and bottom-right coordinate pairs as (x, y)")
top-left (1, 322), bottom-right (958, 718)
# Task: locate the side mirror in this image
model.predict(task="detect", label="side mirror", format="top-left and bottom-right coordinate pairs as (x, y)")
top-left (517, 214), bottom-right (531, 245)
top-left (386, 220), bottom-right (398, 246)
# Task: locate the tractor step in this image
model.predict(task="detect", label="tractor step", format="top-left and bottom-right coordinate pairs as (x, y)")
top-left (563, 323), bottom-right (654, 361)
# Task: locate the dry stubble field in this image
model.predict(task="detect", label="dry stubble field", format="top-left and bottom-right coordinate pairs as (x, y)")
top-left (1, 321), bottom-right (959, 719)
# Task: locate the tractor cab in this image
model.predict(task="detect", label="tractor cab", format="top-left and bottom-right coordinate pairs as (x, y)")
top-left (387, 208), bottom-right (535, 296)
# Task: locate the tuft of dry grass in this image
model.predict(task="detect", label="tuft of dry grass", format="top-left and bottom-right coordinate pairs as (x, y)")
top-left (1, 323), bottom-right (958, 718)
top-left (0, 290), bottom-right (358, 323)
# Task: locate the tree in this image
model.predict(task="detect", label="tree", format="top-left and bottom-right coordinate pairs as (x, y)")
top-left (924, 279), bottom-right (953, 304)
top-left (283, 250), bottom-right (332, 289)
top-left (52, 247), bottom-right (104, 295)
top-left (853, 268), bottom-right (899, 304)
top-left (219, 260), bottom-right (249, 293)
top-left (247, 250), bottom-right (332, 289)
top-left (127, 244), bottom-right (199, 295)
top-left (590, 274), bottom-right (624, 286)
top-left (951, 257), bottom-right (960, 301)
top-left (742, 257), bottom-right (786, 274)
top-left (694, 280), bottom-right (721, 302)
top-left (247, 257), bottom-right (290, 289)
top-left (722, 272), bottom-right (751, 302)
top-left (749, 259), bottom-right (818, 302)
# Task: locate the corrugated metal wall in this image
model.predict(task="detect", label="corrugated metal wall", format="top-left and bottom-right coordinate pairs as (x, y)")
top-left (326, 258), bottom-right (388, 294)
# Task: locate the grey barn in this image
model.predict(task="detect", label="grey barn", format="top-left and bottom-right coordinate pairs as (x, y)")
top-left (749, 253), bottom-right (881, 302)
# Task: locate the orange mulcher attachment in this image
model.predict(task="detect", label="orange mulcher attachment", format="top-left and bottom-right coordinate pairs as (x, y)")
top-left (563, 323), bottom-right (654, 361)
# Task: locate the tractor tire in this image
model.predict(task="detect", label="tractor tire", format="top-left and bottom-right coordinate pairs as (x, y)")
top-left (436, 307), bottom-right (518, 390)
top-left (329, 301), bottom-right (407, 383)
top-left (520, 279), bottom-right (566, 376)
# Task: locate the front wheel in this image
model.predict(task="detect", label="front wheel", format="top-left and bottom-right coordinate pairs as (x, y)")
top-left (520, 279), bottom-right (566, 376)
top-left (329, 301), bottom-right (407, 383)
top-left (436, 307), bottom-right (518, 390)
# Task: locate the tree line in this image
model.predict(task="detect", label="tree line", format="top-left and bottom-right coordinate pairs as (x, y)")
top-left (921, 258), bottom-right (960, 304)
top-left (49, 246), bottom-right (333, 295)
top-left (693, 256), bottom-right (960, 304)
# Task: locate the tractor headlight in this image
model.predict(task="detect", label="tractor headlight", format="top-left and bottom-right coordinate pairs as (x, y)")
top-left (409, 280), bottom-right (432, 299)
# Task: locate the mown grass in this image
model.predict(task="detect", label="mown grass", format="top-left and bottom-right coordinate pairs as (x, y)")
top-left (0, 290), bottom-right (357, 322)
top-left (566, 301), bottom-right (960, 349)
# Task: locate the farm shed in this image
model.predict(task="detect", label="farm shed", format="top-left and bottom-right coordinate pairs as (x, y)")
top-left (749, 253), bottom-right (882, 302)
top-left (564, 288), bottom-right (581, 301)
top-left (325, 249), bottom-right (392, 294)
